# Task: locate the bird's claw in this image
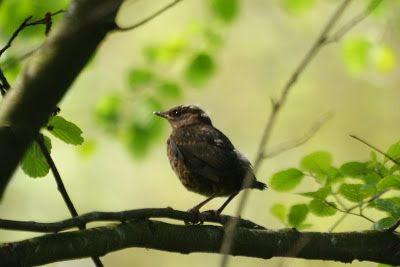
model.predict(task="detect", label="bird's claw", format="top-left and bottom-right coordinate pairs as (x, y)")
top-left (185, 207), bottom-right (204, 225)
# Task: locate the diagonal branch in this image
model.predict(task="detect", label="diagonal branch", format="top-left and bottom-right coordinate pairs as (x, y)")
top-left (1, 219), bottom-right (399, 266)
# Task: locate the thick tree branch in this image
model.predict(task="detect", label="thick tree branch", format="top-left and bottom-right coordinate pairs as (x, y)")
top-left (0, 208), bottom-right (265, 233)
top-left (0, 0), bottom-right (124, 199)
top-left (0, 219), bottom-right (399, 266)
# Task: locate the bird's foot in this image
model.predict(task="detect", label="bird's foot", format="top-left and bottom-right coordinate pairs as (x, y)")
top-left (185, 207), bottom-right (204, 225)
top-left (204, 209), bottom-right (225, 225)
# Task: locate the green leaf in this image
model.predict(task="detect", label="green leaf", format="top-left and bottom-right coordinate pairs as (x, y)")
top-left (371, 217), bottom-right (396, 230)
top-left (366, 0), bottom-right (383, 12)
top-left (270, 203), bottom-right (286, 223)
top-left (341, 38), bottom-right (371, 75)
top-left (280, 0), bottom-right (315, 14)
top-left (185, 52), bottom-right (215, 86)
top-left (94, 94), bottom-right (122, 130)
top-left (77, 140), bottom-right (97, 159)
top-left (371, 44), bottom-right (396, 74)
top-left (128, 68), bottom-right (154, 90)
top-left (20, 135), bottom-right (51, 178)
top-left (376, 175), bottom-right (400, 191)
top-left (288, 204), bottom-right (308, 228)
top-left (270, 168), bottom-right (304, 192)
top-left (375, 199), bottom-right (400, 219)
top-left (325, 166), bottom-right (344, 185)
top-left (46, 116), bottom-right (84, 145)
top-left (385, 140), bottom-right (400, 163)
top-left (300, 151), bottom-right (331, 174)
top-left (338, 184), bottom-right (375, 203)
top-left (340, 162), bottom-right (370, 177)
top-left (308, 199), bottom-right (337, 217)
top-left (297, 186), bottom-right (331, 200)
top-left (209, 0), bottom-right (238, 22)
top-left (157, 81), bottom-right (182, 99)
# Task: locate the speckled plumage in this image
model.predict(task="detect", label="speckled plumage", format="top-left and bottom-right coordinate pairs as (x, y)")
top-left (154, 104), bottom-right (266, 215)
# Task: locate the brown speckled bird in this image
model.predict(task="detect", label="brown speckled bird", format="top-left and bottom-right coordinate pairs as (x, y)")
top-left (154, 104), bottom-right (266, 216)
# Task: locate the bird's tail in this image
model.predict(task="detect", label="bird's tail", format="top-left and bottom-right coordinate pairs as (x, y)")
top-left (252, 180), bottom-right (267, 190)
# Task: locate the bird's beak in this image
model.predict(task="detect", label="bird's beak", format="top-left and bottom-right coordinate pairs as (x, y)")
top-left (153, 111), bottom-right (170, 119)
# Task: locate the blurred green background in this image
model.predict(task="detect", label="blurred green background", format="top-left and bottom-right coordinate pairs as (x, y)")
top-left (0, 0), bottom-right (400, 266)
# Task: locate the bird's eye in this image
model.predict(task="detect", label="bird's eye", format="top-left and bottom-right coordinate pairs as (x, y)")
top-left (173, 110), bottom-right (181, 117)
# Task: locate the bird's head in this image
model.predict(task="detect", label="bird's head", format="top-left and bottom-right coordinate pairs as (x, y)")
top-left (153, 104), bottom-right (212, 128)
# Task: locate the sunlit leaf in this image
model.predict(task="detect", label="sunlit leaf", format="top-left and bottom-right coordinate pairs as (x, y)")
top-left (20, 135), bottom-right (51, 178)
top-left (185, 52), bottom-right (216, 86)
top-left (340, 162), bottom-right (370, 178)
top-left (341, 38), bottom-right (371, 75)
top-left (270, 168), bottom-right (304, 192)
top-left (308, 199), bottom-right (337, 217)
top-left (270, 203), bottom-right (286, 224)
top-left (300, 151), bottom-right (331, 174)
top-left (385, 140), bottom-right (400, 163)
top-left (280, 0), bottom-right (315, 14)
top-left (209, 0), bottom-right (238, 22)
top-left (338, 184), bottom-right (375, 203)
top-left (46, 116), bottom-right (84, 145)
top-left (372, 44), bottom-right (396, 74)
top-left (376, 175), bottom-right (400, 191)
top-left (297, 186), bottom-right (331, 200)
top-left (288, 204), bottom-right (308, 228)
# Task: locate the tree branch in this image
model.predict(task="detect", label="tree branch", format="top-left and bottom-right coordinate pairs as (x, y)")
top-left (0, 219), bottom-right (399, 266)
top-left (0, 208), bottom-right (265, 233)
top-left (0, 0), bottom-right (124, 200)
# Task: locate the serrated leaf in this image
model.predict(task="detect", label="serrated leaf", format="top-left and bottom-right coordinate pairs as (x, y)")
top-left (20, 136), bottom-right (52, 178)
top-left (270, 204), bottom-right (286, 224)
top-left (46, 116), bottom-right (84, 145)
top-left (185, 52), bottom-right (215, 86)
top-left (376, 175), bottom-right (400, 191)
top-left (308, 199), bottom-right (337, 217)
top-left (371, 217), bottom-right (396, 230)
top-left (209, 0), bottom-right (238, 22)
top-left (338, 184), bottom-right (375, 203)
top-left (297, 186), bottom-right (331, 200)
top-left (128, 68), bottom-right (154, 90)
top-left (300, 151), bottom-right (331, 174)
top-left (280, 0), bottom-right (315, 14)
top-left (340, 162), bottom-right (370, 177)
top-left (375, 199), bottom-right (400, 219)
top-left (341, 38), bottom-right (371, 75)
top-left (270, 168), bottom-right (304, 192)
top-left (385, 140), bottom-right (400, 163)
top-left (288, 204), bottom-right (308, 228)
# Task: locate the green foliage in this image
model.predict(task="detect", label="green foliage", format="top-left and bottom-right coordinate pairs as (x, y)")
top-left (288, 204), bottom-right (308, 228)
top-left (128, 69), bottom-right (154, 90)
top-left (94, 94), bottom-right (122, 130)
top-left (375, 199), bottom-right (400, 219)
top-left (157, 81), bottom-right (182, 99)
top-left (308, 199), bottom-right (337, 217)
top-left (185, 53), bottom-right (216, 86)
top-left (270, 138), bottom-right (400, 230)
top-left (270, 203), bottom-right (286, 224)
top-left (20, 135), bottom-right (52, 178)
top-left (209, 0), bottom-right (238, 23)
top-left (270, 168), bottom-right (304, 192)
top-left (280, 0), bottom-right (315, 14)
top-left (46, 116), bottom-right (84, 145)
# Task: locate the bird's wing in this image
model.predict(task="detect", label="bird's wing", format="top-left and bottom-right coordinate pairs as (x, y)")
top-left (171, 127), bottom-right (237, 183)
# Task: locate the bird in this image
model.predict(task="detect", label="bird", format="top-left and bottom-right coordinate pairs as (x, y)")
top-left (154, 104), bottom-right (266, 219)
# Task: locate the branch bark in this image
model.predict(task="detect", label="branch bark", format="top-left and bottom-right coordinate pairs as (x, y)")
top-left (0, 0), bottom-right (123, 199)
top-left (0, 219), bottom-right (399, 266)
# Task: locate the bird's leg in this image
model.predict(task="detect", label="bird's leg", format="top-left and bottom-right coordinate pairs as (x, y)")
top-left (185, 193), bottom-right (217, 225)
top-left (205, 192), bottom-right (239, 224)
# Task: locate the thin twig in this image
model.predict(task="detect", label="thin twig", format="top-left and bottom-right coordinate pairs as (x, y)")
top-left (219, 1), bottom-right (355, 266)
top-left (350, 135), bottom-right (400, 166)
top-left (0, 208), bottom-right (265, 233)
top-left (116, 0), bottom-right (183, 31)
top-left (384, 217), bottom-right (400, 233)
top-left (35, 134), bottom-right (103, 267)
top-left (263, 111), bottom-right (333, 159)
